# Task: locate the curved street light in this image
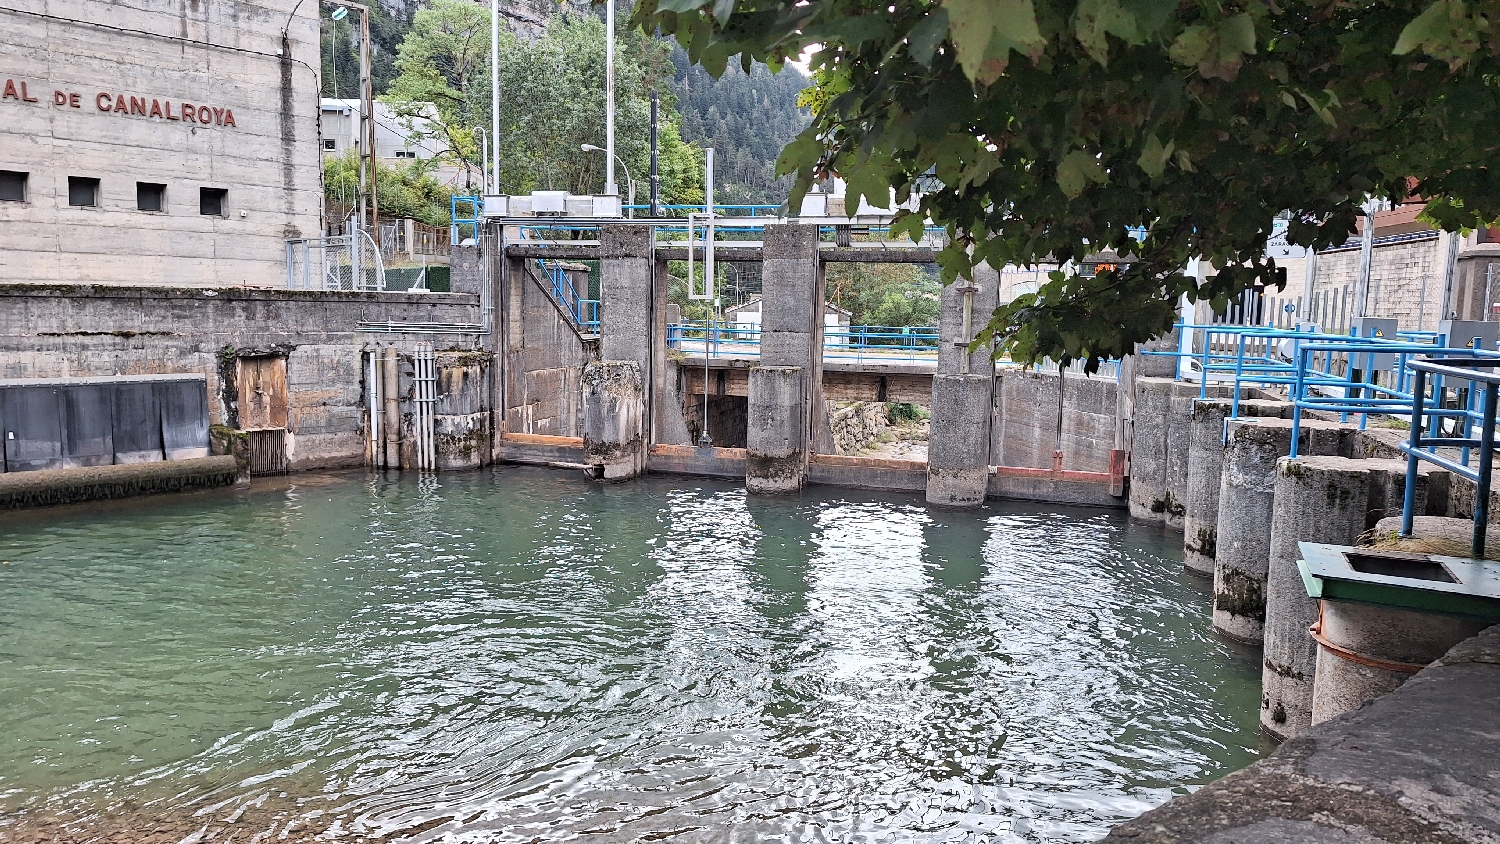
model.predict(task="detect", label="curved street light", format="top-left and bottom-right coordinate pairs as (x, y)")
top-left (582, 144), bottom-right (634, 218)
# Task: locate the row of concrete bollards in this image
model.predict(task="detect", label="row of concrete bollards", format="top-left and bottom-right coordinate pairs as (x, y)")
top-left (1131, 375), bottom-right (1491, 742)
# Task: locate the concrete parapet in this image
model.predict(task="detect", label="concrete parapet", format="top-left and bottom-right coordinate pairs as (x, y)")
top-left (581, 361), bottom-right (646, 481)
top-left (1102, 622), bottom-right (1500, 843)
top-left (1133, 328), bottom-right (1181, 379)
top-left (1184, 399), bottom-right (1291, 575)
top-left (1262, 456), bottom-right (1372, 741)
top-left (927, 374), bottom-right (994, 507)
top-left (746, 366), bottom-right (808, 494)
top-left (1212, 418), bottom-right (1347, 642)
top-left (0, 456), bottom-right (238, 509)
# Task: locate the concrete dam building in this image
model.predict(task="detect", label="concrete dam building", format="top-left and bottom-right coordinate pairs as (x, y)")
top-left (0, 0), bottom-right (322, 287)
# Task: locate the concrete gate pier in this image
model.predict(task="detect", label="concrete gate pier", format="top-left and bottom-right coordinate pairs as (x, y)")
top-left (746, 366), bottom-right (808, 494)
top-left (1183, 398), bottom-right (1289, 576)
top-left (1127, 377), bottom-right (1174, 524)
top-left (1212, 418), bottom-right (1346, 642)
top-left (927, 374), bottom-right (994, 506)
top-left (1261, 456), bottom-right (1374, 741)
top-left (582, 361), bottom-right (646, 481)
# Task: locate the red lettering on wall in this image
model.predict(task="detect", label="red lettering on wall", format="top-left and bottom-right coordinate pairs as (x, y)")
top-left (149, 99), bottom-right (162, 118)
top-left (57, 91), bottom-right (69, 106)
top-left (197, 105), bottom-right (211, 124)
top-left (130, 96), bottom-right (145, 115)
top-left (95, 92), bottom-right (110, 110)
top-left (20, 82), bottom-right (36, 103)
top-left (2, 80), bottom-right (17, 100)
top-left (69, 93), bottom-right (80, 108)
top-left (181, 102), bottom-right (195, 123)
top-left (222, 109), bottom-right (235, 127)
top-left (113, 95), bottom-right (127, 113)
top-left (212, 107), bottom-right (224, 125)
top-left (165, 101), bottom-right (178, 120)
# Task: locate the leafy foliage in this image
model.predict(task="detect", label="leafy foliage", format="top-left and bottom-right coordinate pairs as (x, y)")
top-left (383, 2), bottom-right (705, 204)
top-left (320, 3), bottom-right (408, 98)
top-left (324, 152), bottom-right (454, 228)
top-left (632, 0), bottom-right (1500, 369)
top-left (825, 263), bottom-right (941, 327)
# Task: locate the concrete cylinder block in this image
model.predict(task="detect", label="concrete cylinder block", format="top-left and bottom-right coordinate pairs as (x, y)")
top-left (926, 373), bottom-right (994, 507)
top-left (1310, 598), bottom-right (1490, 725)
top-left (1212, 418), bottom-right (1345, 642)
top-left (582, 360), bottom-right (646, 481)
top-left (1261, 456), bottom-right (1372, 741)
top-left (1184, 399), bottom-right (1292, 575)
top-left (1127, 377), bottom-right (1174, 524)
top-left (746, 366), bottom-right (807, 494)
top-left (1134, 328), bottom-right (1181, 379)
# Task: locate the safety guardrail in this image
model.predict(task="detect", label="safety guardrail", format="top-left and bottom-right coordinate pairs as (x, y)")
top-left (668, 322), bottom-right (939, 362)
top-left (1400, 358), bottom-right (1500, 557)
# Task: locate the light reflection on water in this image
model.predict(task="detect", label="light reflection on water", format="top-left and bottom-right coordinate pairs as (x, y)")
top-left (0, 467), bottom-right (1259, 842)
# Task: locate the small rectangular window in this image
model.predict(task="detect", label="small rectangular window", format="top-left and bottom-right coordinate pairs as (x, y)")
top-left (68, 176), bottom-right (99, 207)
top-left (136, 182), bottom-right (166, 212)
top-left (200, 187), bottom-right (227, 217)
top-left (0, 170), bottom-right (25, 202)
top-left (324, 139), bottom-right (336, 150)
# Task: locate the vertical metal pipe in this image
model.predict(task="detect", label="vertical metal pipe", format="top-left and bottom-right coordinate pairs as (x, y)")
top-left (1473, 381), bottom-right (1497, 558)
top-left (1401, 367), bottom-right (1425, 537)
top-left (649, 90), bottom-right (660, 217)
top-left (491, 0), bottom-right (500, 195)
top-left (1354, 203), bottom-right (1374, 318)
top-left (383, 346), bottom-right (401, 469)
top-left (604, 0), bottom-right (616, 195)
top-left (369, 347), bottom-right (380, 466)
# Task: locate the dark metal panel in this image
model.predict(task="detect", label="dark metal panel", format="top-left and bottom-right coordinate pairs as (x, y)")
top-left (247, 428), bottom-right (288, 475)
top-left (59, 384), bottom-right (115, 468)
top-left (158, 381), bottom-right (211, 461)
top-left (1, 386), bottom-right (64, 472)
top-left (112, 383), bottom-right (164, 463)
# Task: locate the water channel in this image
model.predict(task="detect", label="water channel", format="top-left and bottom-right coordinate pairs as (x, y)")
top-left (0, 468), bottom-right (1261, 842)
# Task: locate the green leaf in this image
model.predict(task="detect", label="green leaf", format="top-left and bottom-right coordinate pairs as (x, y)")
top-left (846, 154), bottom-right (893, 211)
top-left (774, 130), bottom-right (823, 178)
top-left (1057, 149), bottom-right (1107, 198)
top-left (1136, 134), bottom-right (1173, 177)
top-left (1393, 0), bottom-right (1482, 63)
top-left (1074, 0), bottom-right (1140, 65)
top-left (907, 9), bottom-right (950, 67)
top-left (1220, 13), bottom-right (1256, 56)
top-left (1280, 91), bottom-right (1297, 108)
top-left (712, 0), bottom-right (734, 22)
top-left (944, 0), bottom-right (1044, 84)
top-left (655, 0), bottom-right (705, 14)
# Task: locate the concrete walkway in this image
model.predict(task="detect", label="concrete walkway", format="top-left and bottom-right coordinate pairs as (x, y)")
top-left (1102, 624), bottom-right (1500, 843)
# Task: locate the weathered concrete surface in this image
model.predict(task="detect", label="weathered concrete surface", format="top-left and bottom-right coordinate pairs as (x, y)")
top-left (1311, 599), bottom-right (1491, 726)
top-left (599, 225), bottom-right (653, 368)
top-left (1212, 419), bottom-right (1347, 642)
top-left (987, 471), bottom-right (1123, 508)
top-left (501, 258), bottom-right (594, 438)
top-left (927, 373), bottom-right (993, 507)
top-left (0, 284), bottom-right (487, 472)
top-left (993, 369), bottom-right (1118, 474)
top-left (1262, 456), bottom-right (1373, 741)
top-left (758, 224), bottom-right (829, 455)
top-left (937, 263), bottom-right (999, 376)
top-left (1134, 328), bottom-right (1181, 378)
top-left (1183, 399), bottom-right (1291, 575)
top-left (1101, 623), bottom-right (1500, 843)
top-left (746, 366), bottom-right (807, 494)
top-left (1128, 377), bottom-right (1175, 524)
top-left (434, 351), bottom-right (491, 470)
top-left (582, 361), bottom-right (646, 481)
top-left (0, 456), bottom-right (238, 508)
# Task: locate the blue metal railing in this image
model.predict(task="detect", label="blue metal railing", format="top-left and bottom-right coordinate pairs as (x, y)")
top-left (535, 258), bottom-right (600, 332)
top-left (451, 195), bottom-right (481, 246)
top-left (668, 322), bottom-right (939, 362)
top-left (1401, 358), bottom-right (1500, 557)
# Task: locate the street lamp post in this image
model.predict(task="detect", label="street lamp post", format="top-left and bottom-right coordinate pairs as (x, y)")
top-left (328, 3), bottom-right (377, 247)
top-left (582, 144), bottom-right (633, 217)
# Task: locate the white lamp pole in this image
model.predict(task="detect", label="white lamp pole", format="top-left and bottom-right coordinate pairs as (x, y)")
top-left (604, 0), bottom-right (617, 195)
top-left (490, 0), bottom-right (499, 194)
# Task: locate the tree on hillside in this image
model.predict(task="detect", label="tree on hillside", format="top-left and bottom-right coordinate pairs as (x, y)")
top-left (633, 0), bottom-right (1500, 368)
top-left (321, 2), bottom-right (407, 97)
top-left (826, 264), bottom-right (941, 327)
top-left (325, 152), bottom-right (455, 228)
top-left (670, 49), bottom-right (810, 205)
top-left (384, 2), bottom-right (705, 204)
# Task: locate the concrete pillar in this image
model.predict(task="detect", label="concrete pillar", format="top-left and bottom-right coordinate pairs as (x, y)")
top-left (927, 374), bottom-right (994, 506)
top-left (1212, 418), bottom-right (1347, 641)
top-left (1184, 399), bottom-right (1290, 575)
top-left (926, 263), bottom-right (999, 507)
top-left (1163, 393), bottom-right (1194, 530)
top-left (600, 225), bottom-right (653, 371)
top-left (1310, 599), bottom-right (1491, 725)
top-left (651, 256), bottom-right (693, 446)
top-left (434, 352), bottom-right (491, 470)
top-left (1128, 377), bottom-right (1173, 523)
top-left (1261, 456), bottom-right (1371, 741)
top-left (1134, 327), bottom-right (1180, 378)
top-left (582, 360), bottom-right (646, 481)
top-left (746, 366), bottom-right (807, 494)
top-left (751, 224), bottom-right (823, 471)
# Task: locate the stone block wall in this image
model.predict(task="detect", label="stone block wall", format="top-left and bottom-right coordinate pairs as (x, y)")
top-left (1311, 236), bottom-right (1443, 330)
top-left (500, 260), bottom-right (596, 436)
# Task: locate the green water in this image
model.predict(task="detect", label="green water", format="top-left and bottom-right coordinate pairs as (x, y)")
top-left (0, 468), bottom-right (1260, 842)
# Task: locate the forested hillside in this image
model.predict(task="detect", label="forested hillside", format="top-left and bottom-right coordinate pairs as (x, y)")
top-left (670, 50), bottom-right (810, 206)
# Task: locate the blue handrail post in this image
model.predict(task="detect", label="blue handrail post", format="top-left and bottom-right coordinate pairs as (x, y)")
top-left (1400, 367), bottom-right (1425, 538)
top-left (1199, 327), bottom-right (1211, 400)
top-left (1474, 381), bottom-right (1498, 558)
top-left (1290, 345), bottom-right (1310, 458)
top-left (1232, 334), bottom-right (1246, 418)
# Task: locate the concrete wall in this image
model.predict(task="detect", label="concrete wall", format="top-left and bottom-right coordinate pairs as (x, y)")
top-left (0, 0), bottom-right (322, 287)
top-left (0, 283), bottom-right (485, 469)
top-left (1311, 236), bottom-right (1443, 331)
top-left (992, 369), bottom-right (1118, 473)
top-left (499, 258), bottom-right (596, 436)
